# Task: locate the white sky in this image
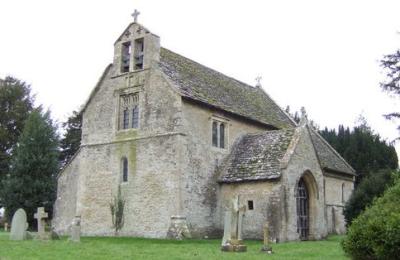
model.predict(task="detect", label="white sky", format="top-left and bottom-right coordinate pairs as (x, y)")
top-left (1, 0), bottom-right (400, 153)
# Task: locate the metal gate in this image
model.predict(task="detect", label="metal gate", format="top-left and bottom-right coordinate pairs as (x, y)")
top-left (296, 178), bottom-right (309, 240)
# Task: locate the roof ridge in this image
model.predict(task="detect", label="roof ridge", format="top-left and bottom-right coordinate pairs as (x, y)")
top-left (160, 47), bottom-right (259, 91)
top-left (159, 47), bottom-right (296, 128)
top-left (245, 128), bottom-right (294, 136)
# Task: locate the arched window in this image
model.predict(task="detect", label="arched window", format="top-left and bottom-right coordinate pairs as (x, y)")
top-left (122, 157), bottom-right (128, 182)
top-left (123, 109), bottom-right (129, 129)
top-left (212, 121), bottom-right (218, 147)
top-left (132, 106), bottom-right (139, 128)
top-left (219, 123), bottom-right (225, 148)
top-left (341, 183), bottom-right (345, 203)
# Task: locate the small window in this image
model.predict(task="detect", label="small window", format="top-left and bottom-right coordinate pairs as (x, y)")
top-left (211, 120), bottom-right (226, 148)
top-left (122, 157), bottom-right (128, 182)
top-left (121, 41), bottom-right (131, 73)
top-left (219, 123), bottom-right (225, 148)
top-left (132, 106), bottom-right (139, 128)
top-left (134, 38), bottom-right (144, 70)
top-left (123, 109), bottom-right (129, 129)
top-left (341, 183), bottom-right (345, 203)
top-left (212, 121), bottom-right (218, 147)
top-left (248, 200), bottom-right (254, 210)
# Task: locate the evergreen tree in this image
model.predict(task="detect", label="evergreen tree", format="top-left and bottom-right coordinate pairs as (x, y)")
top-left (60, 111), bottom-right (82, 166)
top-left (380, 49), bottom-right (400, 135)
top-left (0, 76), bottom-right (34, 184)
top-left (319, 121), bottom-right (398, 184)
top-left (1, 110), bottom-right (59, 226)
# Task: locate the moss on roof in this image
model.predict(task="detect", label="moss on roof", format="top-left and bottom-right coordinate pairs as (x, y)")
top-left (159, 48), bottom-right (295, 129)
top-left (309, 128), bottom-right (356, 175)
top-left (219, 129), bottom-right (296, 183)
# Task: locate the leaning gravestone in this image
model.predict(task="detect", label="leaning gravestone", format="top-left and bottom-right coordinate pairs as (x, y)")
top-left (10, 208), bottom-right (28, 240)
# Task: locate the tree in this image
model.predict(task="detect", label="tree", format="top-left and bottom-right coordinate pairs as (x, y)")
top-left (342, 175), bottom-right (400, 259)
top-left (0, 76), bottom-right (34, 184)
top-left (319, 121), bottom-right (398, 184)
top-left (381, 50), bottom-right (400, 137)
top-left (1, 110), bottom-right (59, 227)
top-left (344, 169), bottom-right (397, 224)
top-left (60, 111), bottom-right (82, 166)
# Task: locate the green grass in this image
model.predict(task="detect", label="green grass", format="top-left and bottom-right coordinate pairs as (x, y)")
top-left (0, 231), bottom-right (348, 260)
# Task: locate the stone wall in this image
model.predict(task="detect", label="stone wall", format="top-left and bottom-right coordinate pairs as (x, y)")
top-left (281, 127), bottom-right (327, 241)
top-left (324, 175), bottom-right (354, 234)
top-left (180, 101), bottom-right (270, 238)
top-left (53, 151), bottom-right (81, 234)
top-left (219, 181), bottom-right (282, 240)
top-left (54, 27), bottom-right (185, 236)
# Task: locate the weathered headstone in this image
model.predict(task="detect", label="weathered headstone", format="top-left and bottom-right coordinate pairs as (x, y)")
top-left (70, 216), bottom-right (81, 242)
top-left (261, 222), bottom-right (273, 253)
top-left (34, 207), bottom-right (48, 239)
top-left (9, 208), bottom-right (28, 240)
top-left (4, 222), bottom-right (8, 232)
top-left (167, 215), bottom-right (191, 240)
top-left (221, 195), bottom-right (247, 252)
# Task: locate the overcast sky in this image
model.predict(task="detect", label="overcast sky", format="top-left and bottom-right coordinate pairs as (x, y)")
top-left (1, 0), bottom-right (400, 152)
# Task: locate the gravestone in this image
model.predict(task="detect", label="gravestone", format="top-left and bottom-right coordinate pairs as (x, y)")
top-left (9, 208), bottom-right (28, 240)
top-left (70, 216), bottom-right (81, 242)
top-left (34, 207), bottom-right (48, 240)
top-left (221, 196), bottom-right (247, 252)
top-left (4, 222), bottom-right (8, 232)
top-left (261, 222), bottom-right (273, 253)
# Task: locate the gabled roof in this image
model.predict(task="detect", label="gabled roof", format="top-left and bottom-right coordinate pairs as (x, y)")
top-left (218, 129), bottom-right (296, 183)
top-left (114, 22), bottom-right (154, 45)
top-left (309, 128), bottom-right (356, 176)
top-left (218, 125), bottom-right (355, 184)
top-left (159, 48), bottom-right (296, 129)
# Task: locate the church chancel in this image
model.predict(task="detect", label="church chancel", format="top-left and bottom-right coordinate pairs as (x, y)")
top-left (53, 11), bottom-right (355, 241)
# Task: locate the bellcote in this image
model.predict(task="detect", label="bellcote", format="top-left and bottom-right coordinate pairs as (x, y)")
top-left (113, 17), bottom-right (160, 75)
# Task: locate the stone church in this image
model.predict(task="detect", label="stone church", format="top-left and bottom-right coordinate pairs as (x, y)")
top-left (53, 14), bottom-right (355, 242)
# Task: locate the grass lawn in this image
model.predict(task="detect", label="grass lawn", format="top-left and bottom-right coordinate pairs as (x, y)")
top-left (0, 231), bottom-right (348, 260)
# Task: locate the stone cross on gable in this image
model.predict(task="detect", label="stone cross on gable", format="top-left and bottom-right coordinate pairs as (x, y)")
top-left (34, 207), bottom-right (48, 235)
top-left (255, 76), bottom-right (262, 88)
top-left (132, 9), bottom-right (140, 23)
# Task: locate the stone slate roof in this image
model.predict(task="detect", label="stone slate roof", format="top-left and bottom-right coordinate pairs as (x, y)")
top-left (159, 48), bottom-right (295, 129)
top-left (218, 129), bottom-right (296, 183)
top-left (309, 128), bottom-right (356, 175)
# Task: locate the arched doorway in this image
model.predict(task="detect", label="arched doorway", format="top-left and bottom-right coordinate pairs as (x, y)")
top-left (296, 177), bottom-right (309, 240)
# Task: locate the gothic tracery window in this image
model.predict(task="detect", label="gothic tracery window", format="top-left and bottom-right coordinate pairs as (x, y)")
top-left (119, 93), bottom-right (139, 130)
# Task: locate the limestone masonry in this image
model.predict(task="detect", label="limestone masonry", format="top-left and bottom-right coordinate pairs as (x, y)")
top-left (53, 19), bottom-right (355, 241)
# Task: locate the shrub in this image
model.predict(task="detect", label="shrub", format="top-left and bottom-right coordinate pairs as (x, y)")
top-left (110, 186), bottom-right (125, 234)
top-left (344, 169), bottom-right (396, 224)
top-left (342, 177), bottom-right (400, 259)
